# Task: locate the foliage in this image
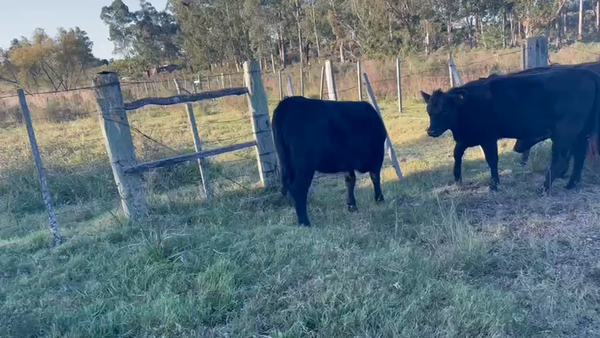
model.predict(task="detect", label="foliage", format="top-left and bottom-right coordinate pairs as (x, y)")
top-left (2, 28), bottom-right (96, 91)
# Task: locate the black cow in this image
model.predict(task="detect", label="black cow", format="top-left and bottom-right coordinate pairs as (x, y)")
top-left (506, 62), bottom-right (600, 160)
top-left (420, 67), bottom-right (600, 192)
top-left (272, 96), bottom-right (387, 226)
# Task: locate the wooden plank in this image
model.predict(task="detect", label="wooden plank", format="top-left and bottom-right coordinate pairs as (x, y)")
top-left (357, 61), bottom-right (363, 101)
top-left (124, 141), bottom-right (256, 174)
top-left (300, 65), bottom-right (305, 96)
top-left (363, 74), bottom-right (403, 181)
top-left (325, 60), bottom-right (338, 101)
top-left (278, 70), bottom-right (283, 100)
top-left (93, 71), bottom-right (147, 220)
top-left (286, 75), bottom-right (295, 96)
top-left (18, 89), bottom-right (61, 246)
top-left (396, 58), bottom-right (403, 113)
top-left (174, 79), bottom-right (211, 201)
top-left (319, 66), bottom-right (325, 100)
top-left (244, 60), bottom-right (279, 188)
top-left (124, 87), bottom-right (249, 110)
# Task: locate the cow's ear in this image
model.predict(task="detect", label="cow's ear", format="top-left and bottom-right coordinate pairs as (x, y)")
top-left (453, 89), bottom-right (468, 104)
top-left (420, 91), bottom-right (431, 103)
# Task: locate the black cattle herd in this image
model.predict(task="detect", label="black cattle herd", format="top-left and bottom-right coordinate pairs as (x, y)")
top-left (271, 61), bottom-right (600, 226)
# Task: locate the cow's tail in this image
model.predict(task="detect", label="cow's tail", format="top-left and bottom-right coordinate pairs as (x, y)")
top-left (590, 72), bottom-right (600, 159)
top-left (272, 102), bottom-right (291, 196)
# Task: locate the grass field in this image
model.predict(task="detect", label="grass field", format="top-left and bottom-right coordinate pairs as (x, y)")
top-left (3, 52), bottom-right (600, 336)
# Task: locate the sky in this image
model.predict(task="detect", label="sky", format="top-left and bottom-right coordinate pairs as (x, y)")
top-left (0, 0), bottom-right (169, 60)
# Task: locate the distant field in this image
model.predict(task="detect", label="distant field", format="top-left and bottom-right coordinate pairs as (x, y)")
top-left (2, 46), bottom-right (600, 337)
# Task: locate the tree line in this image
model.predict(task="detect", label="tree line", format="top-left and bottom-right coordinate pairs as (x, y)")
top-left (2, 0), bottom-right (600, 92)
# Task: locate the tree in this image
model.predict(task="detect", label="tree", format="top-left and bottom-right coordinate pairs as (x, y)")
top-left (101, 0), bottom-right (136, 58)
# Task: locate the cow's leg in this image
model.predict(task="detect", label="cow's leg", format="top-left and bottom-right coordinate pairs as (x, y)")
top-left (481, 141), bottom-right (500, 191)
top-left (289, 169), bottom-right (315, 226)
top-left (543, 140), bottom-right (572, 192)
top-left (345, 171), bottom-right (358, 212)
top-left (369, 170), bottom-right (384, 203)
top-left (566, 135), bottom-right (589, 189)
top-left (453, 142), bottom-right (467, 185)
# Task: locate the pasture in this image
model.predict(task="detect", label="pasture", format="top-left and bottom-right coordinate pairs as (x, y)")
top-left (2, 52), bottom-right (600, 337)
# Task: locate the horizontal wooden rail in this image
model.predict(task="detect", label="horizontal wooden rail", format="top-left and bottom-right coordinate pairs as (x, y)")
top-left (124, 87), bottom-right (249, 110)
top-left (123, 141), bottom-right (257, 173)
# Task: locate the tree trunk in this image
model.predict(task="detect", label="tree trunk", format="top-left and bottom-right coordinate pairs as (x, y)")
top-left (502, 11), bottom-right (507, 48)
top-left (510, 12), bottom-right (515, 46)
top-left (295, 0), bottom-right (303, 68)
top-left (425, 19), bottom-right (430, 55)
top-left (564, 10), bottom-right (568, 37)
top-left (556, 16), bottom-right (561, 46)
top-left (339, 42), bottom-right (345, 63)
top-left (579, 0), bottom-right (584, 40)
top-left (597, 1), bottom-right (599, 30)
top-left (311, 4), bottom-right (321, 59)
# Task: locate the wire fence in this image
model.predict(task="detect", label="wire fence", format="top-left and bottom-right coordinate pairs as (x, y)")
top-left (2, 45), bottom-right (600, 224)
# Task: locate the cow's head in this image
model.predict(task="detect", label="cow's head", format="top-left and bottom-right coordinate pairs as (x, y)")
top-left (420, 89), bottom-right (465, 137)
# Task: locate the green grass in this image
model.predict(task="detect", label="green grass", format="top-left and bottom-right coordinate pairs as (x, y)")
top-left (2, 93), bottom-right (600, 337)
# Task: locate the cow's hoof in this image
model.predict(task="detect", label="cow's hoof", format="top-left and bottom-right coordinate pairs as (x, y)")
top-left (489, 183), bottom-right (499, 192)
top-left (375, 196), bottom-right (385, 203)
top-left (537, 186), bottom-right (550, 196)
top-left (565, 181), bottom-right (578, 190)
top-left (348, 205), bottom-right (358, 212)
top-left (298, 222), bottom-right (311, 227)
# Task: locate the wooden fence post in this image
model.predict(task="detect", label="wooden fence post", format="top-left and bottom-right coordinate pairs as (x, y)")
top-left (93, 71), bottom-right (147, 220)
top-left (325, 60), bottom-right (338, 101)
top-left (448, 57), bottom-right (486, 158)
top-left (363, 74), bottom-right (404, 181)
top-left (243, 61), bottom-right (278, 188)
top-left (319, 66), bottom-right (326, 100)
top-left (221, 73), bottom-right (226, 89)
top-left (18, 90), bottom-right (61, 246)
top-left (396, 58), bottom-right (403, 113)
top-left (448, 53), bottom-right (455, 88)
top-left (357, 61), bottom-right (363, 101)
top-left (174, 79), bottom-right (211, 201)
top-left (300, 65), bottom-right (305, 97)
top-left (520, 36), bottom-right (550, 165)
top-left (286, 75), bottom-right (295, 96)
top-left (278, 70), bottom-right (283, 100)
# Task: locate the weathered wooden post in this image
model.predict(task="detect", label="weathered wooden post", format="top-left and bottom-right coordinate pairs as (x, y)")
top-left (448, 53), bottom-right (455, 88)
top-left (520, 36), bottom-right (550, 165)
top-left (220, 73), bottom-right (226, 89)
top-left (325, 60), bottom-right (338, 101)
top-left (363, 74), bottom-right (404, 181)
top-left (357, 61), bottom-right (363, 101)
top-left (521, 44), bottom-right (526, 70)
top-left (300, 65), bottom-right (305, 97)
top-left (278, 70), bottom-right (283, 101)
top-left (93, 72), bottom-right (147, 220)
top-left (396, 58), bottom-right (403, 113)
top-left (449, 56), bottom-right (486, 158)
top-left (319, 66), bottom-right (325, 100)
top-left (243, 61), bottom-right (278, 187)
top-left (286, 75), bottom-right (295, 97)
top-left (18, 90), bottom-right (61, 246)
top-left (173, 79), bottom-right (211, 201)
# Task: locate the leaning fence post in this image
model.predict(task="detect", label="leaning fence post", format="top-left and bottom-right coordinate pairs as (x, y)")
top-left (300, 64), bottom-right (305, 97)
top-left (174, 79), bottom-right (211, 201)
top-left (396, 58), bottom-right (403, 113)
top-left (362, 74), bottom-right (404, 181)
top-left (286, 75), bottom-right (295, 96)
top-left (357, 61), bottom-right (363, 101)
top-left (93, 71), bottom-right (147, 220)
top-left (448, 57), bottom-right (486, 158)
top-left (325, 60), bottom-right (338, 101)
top-left (278, 70), bottom-right (283, 100)
top-left (319, 66), bottom-right (326, 100)
top-left (244, 61), bottom-right (278, 188)
top-left (18, 90), bottom-right (61, 246)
